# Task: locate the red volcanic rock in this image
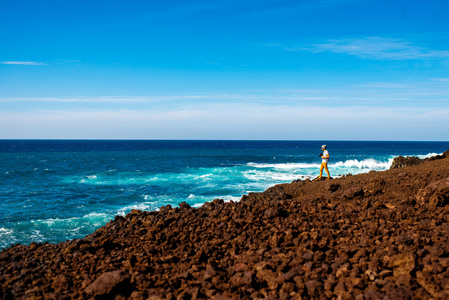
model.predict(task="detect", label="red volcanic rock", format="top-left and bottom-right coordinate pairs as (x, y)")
top-left (387, 252), bottom-right (415, 278)
top-left (390, 155), bottom-right (423, 169)
top-left (343, 186), bottom-right (364, 199)
top-left (391, 150), bottom-right (449, 169)
top-left (1, 151), bottom-right (449, 299)
top-left (416, 177), bottom-right (449, 207)
top-left (428, 150), bottom-right (449, 161)
top-left (51, 274), bottom-right (70, 291)
top-left (85, 269), bottom-right (131, 298)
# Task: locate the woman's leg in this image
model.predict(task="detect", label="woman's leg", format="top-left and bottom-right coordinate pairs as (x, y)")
top-left (324, 163), bottom-right (330, 179)
top-left (319, 163), bottom-right (324, 178)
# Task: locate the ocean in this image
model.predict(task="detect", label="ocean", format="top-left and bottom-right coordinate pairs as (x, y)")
top-left (1, 140), bottom-right (449, 250)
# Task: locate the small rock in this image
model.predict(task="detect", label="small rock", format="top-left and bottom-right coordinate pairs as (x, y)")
top-left (416, 177), bottom-right (449, 207)
top-left (365, 269), bottom-right (377, 281)
top-left (51, 274), bottom-right (69, 291)
top-left (264, 207), bottom-right (279, 219)
top-left (327, 183), bottom-right (340, 192)
top-left (179, 202), bottom-right (191, 210)
top-left (85, 269), bottom-right (131, 297)
top-left (343, 187), bottom-right (364, 199)
top-left (305, 280), bottom-right (323, 298)
top-left (387, 252), bottom-right (415, 278)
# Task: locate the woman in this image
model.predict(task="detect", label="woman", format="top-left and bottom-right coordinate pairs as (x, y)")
top-left (318, 145), bottom-right (331, 180)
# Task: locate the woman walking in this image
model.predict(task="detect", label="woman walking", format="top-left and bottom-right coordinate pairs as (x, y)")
top-left (318, 145), bottom-right (331, 180)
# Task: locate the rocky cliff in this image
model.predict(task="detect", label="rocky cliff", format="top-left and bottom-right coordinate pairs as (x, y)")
top-left (1, 153), bottom-right (449, 299)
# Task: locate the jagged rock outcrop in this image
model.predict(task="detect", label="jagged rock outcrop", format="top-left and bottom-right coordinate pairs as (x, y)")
top-left (1, 152), bottom-right (449, 299)
top-left (390, 150), bottom-right (449, 169)
top-left (428, 150), bottom-right (449, 161)
top-left (390, 155), bottom-right (423, 169)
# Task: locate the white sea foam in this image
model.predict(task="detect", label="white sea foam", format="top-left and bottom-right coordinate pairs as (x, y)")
top-left (1, 212), bottom-right (117, 249)
top-left (243, 170), bottom-right (303, 182)
top-left (0, 227), bottom-right (13, 236)
top-left (191, 195), bottom-right (241, 208)
top-left (248, 158), bottom-right (392, 172)
top-left (117, 203), bottom-right (152, 215)
top-left (30, 213), bottom-right (110, 227)
top-left (30, 230), bottom-right (45, 241)
top-left (417, 152), bottom-right (442, 159)
top-left (84, 212), bottom-right (108, 218)
top-left (221, 196), bottom-right (241, 202)
top-left (0, 228), bottom-right (18, 249)
top-left (247, 162), bottom-right (320, 169)
top-left (76, 172), bottom-right (206, 186)
top-left (116, 194), bottom-right (165, 215)
top-left (332, 158), bottom-right (392, 170)
top-left (246, 157), bottom-right (394, 180)
top-left (67, 165), bottom-right (246, 187)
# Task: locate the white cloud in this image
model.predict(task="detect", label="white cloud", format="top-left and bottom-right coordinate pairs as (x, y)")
top-left (430, 78), bottom-right (449, 82)
top-left (353, 82), bottom-right (411, 89)
top-left (1, 61), bottom-right (46, 65)
top-left (1, 105), bottom-right (448, 140)
top-left (0, 94), bottom-right (336, 104)
top-left (2, 78), bottom-right (449, 107)
top-left (302, 37), bottom-right (449, 60)
top-left (2, 79), bottom-right (448, 139)
top-left (0, 97), bottom-right (146, 103)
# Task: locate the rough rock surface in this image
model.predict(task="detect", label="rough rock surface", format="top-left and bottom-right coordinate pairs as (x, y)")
top-left (85, 269), bottom-right (131, 298)
top-left (416, 177), bottom-right (449, 207)
top-left (390, 150), bottom-right (449, 169)
top-left (2, 153), bottom-right (449, 299)
top-left (390, 156), bottom-right (423, 169)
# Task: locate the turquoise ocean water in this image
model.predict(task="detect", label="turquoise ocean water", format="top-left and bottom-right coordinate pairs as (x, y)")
top-left (1, 140), bottom-right (449, 249)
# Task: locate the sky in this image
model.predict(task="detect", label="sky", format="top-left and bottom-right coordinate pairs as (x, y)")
top-left (1, 0), bottom-right (449, 140)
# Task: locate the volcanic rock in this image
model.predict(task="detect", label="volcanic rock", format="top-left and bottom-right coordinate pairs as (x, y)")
top-left (428, 150), bottom-right (449, 161)
top-left (391, 150), bottom-right (449, 169)
top-left (1, 151), bottom-right (449, 299)
top-left (85, 269), bottom-right (131, 298)
top-left (416, 177), bottom-right (449, 207)
top-left (390, 155), bottom-right (423, 169)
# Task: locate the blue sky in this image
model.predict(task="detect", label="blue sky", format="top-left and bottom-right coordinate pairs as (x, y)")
top-left (1, 0), bottom-right (449, 140)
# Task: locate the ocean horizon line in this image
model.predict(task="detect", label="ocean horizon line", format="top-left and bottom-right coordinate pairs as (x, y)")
top-left (1, 138), bottom-right (449, 142)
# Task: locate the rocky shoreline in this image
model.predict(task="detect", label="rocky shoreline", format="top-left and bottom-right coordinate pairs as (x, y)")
top-left (1, 152), bottom-right (449, 299)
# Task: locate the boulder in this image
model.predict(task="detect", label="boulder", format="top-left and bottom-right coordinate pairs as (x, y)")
top-left (343, 186), bottom-right (364, 199)
top-left (85, 269), bottom-right (131, 298)
top-left (416, 177), bottom-right (449, 207)
top-left (390, 156), bottom-right (422, 169)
